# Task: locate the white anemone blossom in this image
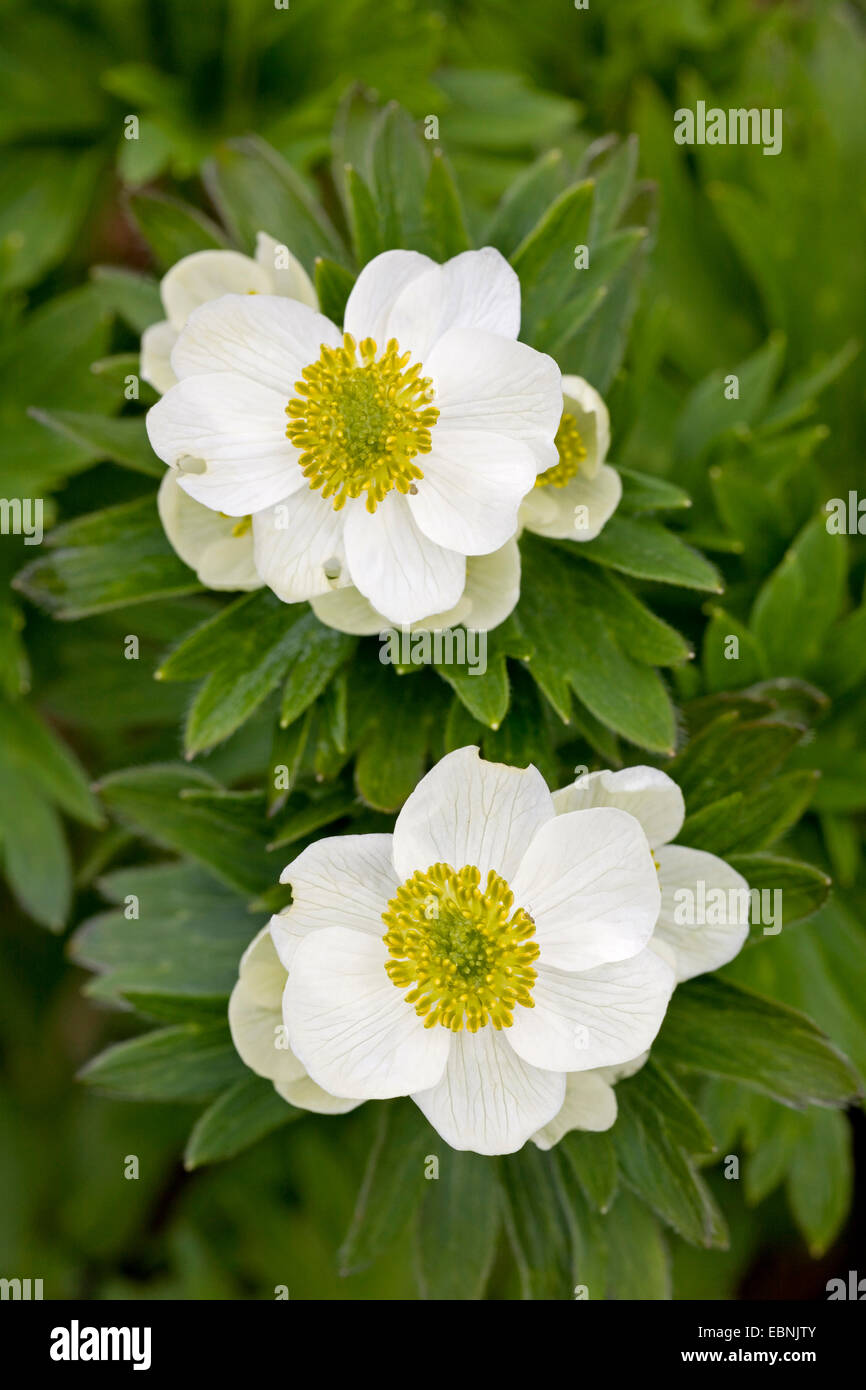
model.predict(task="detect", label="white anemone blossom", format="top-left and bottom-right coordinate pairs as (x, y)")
top-left (519, 375), bottom-right (621, 542)
top-left (146, 248), bottom-right (562, 628)
top-left (257, 746), bottom-right (675, 1155)
top-left (143, 235), bottom-right (316, 592)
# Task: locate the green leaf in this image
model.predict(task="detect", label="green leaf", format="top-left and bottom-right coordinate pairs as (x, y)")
top-left (571, 561), bottom-right (692, 667)
top-left (654, 976), bottom-right (861, 1107)
top-left (0, 762), bottom-right (70, 930)
top-left (354, 669), bottom-right (442, 811)
top-left (501, 1147), bottom-right (573, 1300)
top-left (339, 1101), bottom-right (431, 1276)
top-left (422, 150), bottom-right (471, 260)
top-left (204, 136), bottom-right (347, 273)
top-left (0, 148), bottom-right (102, 291)
top-left (579, 516), bottom-right (723, 592)
top-left (414, 1151), bottom-right (500, 1300)
top-left (486, 149), bottom-right (571, 255)
top-left (702, 608), bottom-right (768, 692)
top-left (90, 266), bottom-right (162, 333)
top-left (280, 614), bottom-right (357, 729)
top-left (345, 165), bottom-right (384, 265)
top-left (618, 466), bottom-right (692, 515)
top-left (558, 1130), bottom-right (618, 1213)
top-left (787, 1108), bottom-right (853, 1257)
top-left (669, 713), bottom-right (805, 813)
top-left (313, 258), bottom-right (355, 325)
top-left (682, 772), bottom-right (818, 857)
top-left (72, 862), bottom-right (261, 1004)
top-left (674, 334), bottom-right (786, 464)
top-left (727, 853), bottom-right (831, 935)
top-left (587, 134), bottom-right (639, 242)
top-left (79, 1023), bottom-right (246, 1102)
top-left (604, 1189), bottom-right (671, 1299)
top-left (751, 516), bottom-right (847, 675)
top-left (0, 697), bottom-right (102, 826)
top-left (518, 538), bottom-right (677, 751)
top-left (510, 180), bottom-right (594, 337)
top-left (184, 1075), bottom-right (299, 1170)
top-left (613, 1083), bottom-right (725, 1247)
top-left (627, 1061), bottom-right (717, 1156)
top-left (127, 191), bottom-right (230, 268)
top-left (369, 103), bottom-right (431, 252)
top-left (181, 596), bottom-right (307, 756)
top-left (30, 410), bottom-right (161, 477)
top-left (96, 765), bottom-right (279, 896)
top-left (15, 496), bottom-right (201, 619)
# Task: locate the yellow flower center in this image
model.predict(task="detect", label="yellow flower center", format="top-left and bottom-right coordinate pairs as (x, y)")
top-left (230, 515), bottom-right (252, 537)
top-left (382, 862), bottom-right (539, 1032)
top-left (285, 333), bottom-right (439, 513)
top-left (535, 410), bottom-right (587, 488)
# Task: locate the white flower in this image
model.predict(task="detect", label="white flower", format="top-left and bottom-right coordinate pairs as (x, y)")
top-left (146, 248), bottom-right (562, 627)
top-left (519, 375), bottom-right (621, 541)
top-left (267, 746), bottom-right (674, 1156)
top-left (229, 925), bottom-right (361, 1115)
top-left (141, 234), bottom-right (317, 395)
top-left (552, 765), bottom-right (751, 981)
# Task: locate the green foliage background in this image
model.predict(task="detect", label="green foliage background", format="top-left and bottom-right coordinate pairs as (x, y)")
top-left (1, 0), bottom-right (865, 1299)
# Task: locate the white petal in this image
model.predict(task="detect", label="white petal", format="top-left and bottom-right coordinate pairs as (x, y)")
top-left (392, 745), bottom-right (554, 883)
top-left (459, 540), bottom-right (520, 632)
top-left (595, 1050), bottom-right (649, 1086)
top-left (343, 249), bottom-right (436, 344)
top-left (228, 927), bottom-right (306, 1087)
top-left (274, 1072), bottom-right (363, 1115)
top-left (521, 464), bottom-right (622, 541)
top-left (408, 429), bottom-right (536, 555)
top-left (311, 580), bottom-right (477, 636)
top-left (552, 766), bottom-right (685, 850)
top-left (171, 293), bottom-right (341, 397)
top-left (531, 1071), bottom-right (617, 1150)
top-left (385, 247), bottom-right (521, 360)
top-left (140, 319), bottom-right (178, 393)
top-left (511, 808), bottom-right (661, 972)
top-left (157, 472), bottom-right (261, 590)
top-left (343, 492), bottom-right (465, 626)
top-left (161, 249), bottom-right (273, 331)
top-left (427, 327), bottom-right (561, 473)
top-left (412, 1027), bottom-right (564, 1155)
top-left (146, 373), bottom-right (305, 515)
top-left (655, 844), bottom-right (751, 982)
top-left (252, 488), bottom-right (351, 603)
top-left (562, 374), bottom-right (611, 476)
top-left (271, 833), bottom-right (397, 972)
top-left (284, 927), bottom-right (451, 1099)
top-left (310, 585), bottom-right (390, 635)
top-left (507, 949), bottom-right (676, 1072)
top-left (255, 232), bottom-right (318, 307)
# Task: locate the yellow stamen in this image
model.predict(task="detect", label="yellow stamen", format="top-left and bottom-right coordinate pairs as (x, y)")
top-left (286, 333), bottom-right (439, 513)
top-left (535, 410), bottom-right (587, 488)
top-left (382, 863), bottom-right (539, 1032)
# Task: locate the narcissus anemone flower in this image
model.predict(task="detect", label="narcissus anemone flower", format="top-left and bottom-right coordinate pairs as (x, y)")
top-left (266, 746), bottom-right (674, 1155)
top-left (553, 765), bottom-right (751, 980)
top-left (146, 248), bottom-right (561, 627)
top-left (519, 375), bottom-right (621, 542)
